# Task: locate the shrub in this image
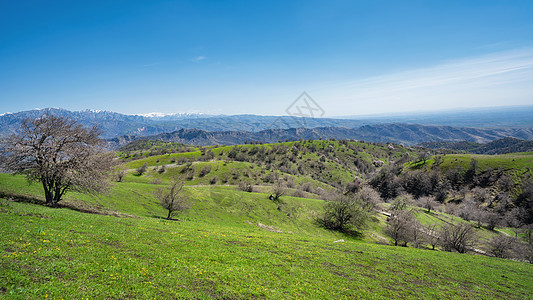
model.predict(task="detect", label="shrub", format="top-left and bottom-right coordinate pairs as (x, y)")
top-left (136, 163), bottom-right (148, 175)
top-left (320, 195), bottom-right (370, 233)
top-left (238, 182), bottom-right (253, 193)
top-left (270, 182), bottom-right (287, 202)
top-left (301, 182), bottom-right (314, 193)
top-left (199, 165), bottom-right (212, 177)
top-left (116, 168), bottom-right (126, 182)
top-left (178, 156), bottom-right (187, 164)
top-left (158, 165), bottom-right (166, 174)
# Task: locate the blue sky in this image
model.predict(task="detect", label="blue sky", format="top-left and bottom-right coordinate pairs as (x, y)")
top-left (1, 0), bottom-right (532, 116)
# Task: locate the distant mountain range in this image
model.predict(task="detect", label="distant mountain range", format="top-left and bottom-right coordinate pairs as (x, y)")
top-left (0, 108), bottom-right (364, 139)
top-left (108, 124), bottom-right (533, 148)
top-left (2, 107), bottom-right (533, 148)
top-left (419, 137), bottom-right (533, 154)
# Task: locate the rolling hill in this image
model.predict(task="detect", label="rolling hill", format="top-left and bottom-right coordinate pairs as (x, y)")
top-left (1, 172), bottom-right (532, 299)
top-left (1, 138), bottom-right (533, 298)
top-left (419, 137), bottom-right (533, 154)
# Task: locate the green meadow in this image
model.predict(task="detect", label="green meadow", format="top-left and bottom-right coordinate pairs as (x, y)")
top-left (1, 172), bottom-right (532, 299)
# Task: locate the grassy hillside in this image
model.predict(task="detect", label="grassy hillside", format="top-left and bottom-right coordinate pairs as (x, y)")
top-left (2, 198), bottom-right (533, 299)
top-left (2, 170), bottom-right (533, 298)
top-left (430, 152), bottom-right (533, 175)
top-left (2, 138), bottom-right (533, 299)
top-left (119, 140), bottom-right (419, 192)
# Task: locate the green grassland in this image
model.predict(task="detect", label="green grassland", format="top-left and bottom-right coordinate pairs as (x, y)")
top-left (120, 140), bottom-right (417, 188)
top-left (419, 153), bottom-right (533, 178)
top-left (2, 139), bottom-right (533, 299)
top-left (2, 172), bottom-right (533, 299)
top-left (1, 201), bottom-right (531, 299)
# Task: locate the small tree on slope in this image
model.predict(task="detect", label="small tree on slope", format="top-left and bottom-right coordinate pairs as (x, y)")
top-left (156, 176), bottom-right (191, 220)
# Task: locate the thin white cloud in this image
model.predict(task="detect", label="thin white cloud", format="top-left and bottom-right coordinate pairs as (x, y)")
top-left (191, 56), bottom-right (206, 62)
top-left (313, 48), bottom-right (533, 115)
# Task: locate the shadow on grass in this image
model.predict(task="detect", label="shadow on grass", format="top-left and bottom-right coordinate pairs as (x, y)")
top-left (60, 201), bottom-right (137, 218)
top-left (151, 215), bottom-right (184, 221)
top-left (0, 190), bottom-right (44, 205)
top-left (320, 226), bottom-right (365, 240)
top-left (0, 189), bottom-right (137, 218)
top-left (339, 229), bottom-right (365, 239)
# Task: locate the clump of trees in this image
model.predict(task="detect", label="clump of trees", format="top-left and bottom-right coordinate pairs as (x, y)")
top-left (385, 209), bottom-right (418, 247)
top-left (238, 181), bottom-right (253, 192)
top-left (1, 115), bottom-right (114, 207)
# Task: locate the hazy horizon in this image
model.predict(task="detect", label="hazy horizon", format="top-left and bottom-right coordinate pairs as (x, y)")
top-left (2, 104), bottom-right (533, 121)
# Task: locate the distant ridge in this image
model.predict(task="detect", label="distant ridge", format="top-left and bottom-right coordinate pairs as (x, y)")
top-left (2, 107), bottom-right (533, 147)
top-left (108, 124), bottom-right (533, 148)
top-left (419, 137), bottom-right (533, 154)
top-left (0, 108), bottom-right (364, 139)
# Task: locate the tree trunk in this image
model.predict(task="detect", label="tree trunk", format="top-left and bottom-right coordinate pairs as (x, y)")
top-left (53, 185), bottom-right (62, 207)
top-left (42, 181), bottom-right (53, 206)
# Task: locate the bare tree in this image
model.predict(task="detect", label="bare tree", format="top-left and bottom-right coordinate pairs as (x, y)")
top-left (1, 115), bottom-right (114, 207)
top-left (419, 196), bottom-right (439, 213)
top-left (487, 235), bottom-right (516, 258)
top-left (271, 181), bottom-right (287, 202)
top-left (418, 151), bottom-right (430, 164)
top-left (439, 223), bottom-right (477, 253)
top-left (356, 185), bottom-right (382, 210)
top-left (424, 223), bottom-right (440, 250)
top-left (114, 166), bottom-right (127, 182)
top-left (385, 209), bottom-right (416, 246)
top-left (155, 176), bottom-right (191, 220)
top-left (514, 240), bottom-right (533, 263)
top-left (483, 211), bottom-right (500, 230)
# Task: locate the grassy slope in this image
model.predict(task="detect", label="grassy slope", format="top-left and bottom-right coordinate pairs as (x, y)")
top-left (419, 153), bottom-right (533, 179)
top-left (1, 173), bottom-right (533, 299)
top-left (2, 200), bottom-right (533, 299)
top-left (121, 140), bottom-right (418, 188)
